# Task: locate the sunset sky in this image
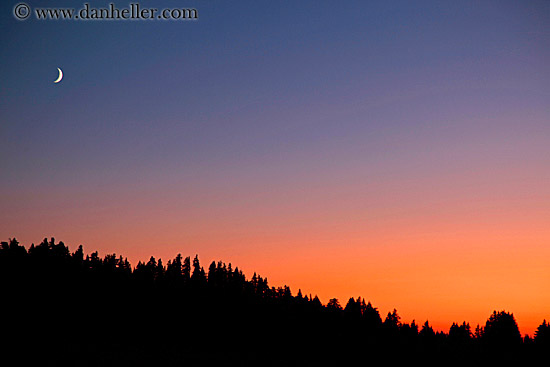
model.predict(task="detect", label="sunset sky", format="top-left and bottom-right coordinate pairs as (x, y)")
top-left (1, 1), bottom-right (549, 335)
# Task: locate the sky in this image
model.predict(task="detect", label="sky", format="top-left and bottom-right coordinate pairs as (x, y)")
top-left (1, 0), bottom-right (549, 335)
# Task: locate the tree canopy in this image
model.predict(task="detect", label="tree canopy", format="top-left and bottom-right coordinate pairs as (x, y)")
top-left (0, 237), bottom-right (546, 365)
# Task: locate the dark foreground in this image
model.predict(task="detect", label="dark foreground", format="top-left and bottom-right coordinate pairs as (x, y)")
top-left (1, 238), bottom-right (548, 366)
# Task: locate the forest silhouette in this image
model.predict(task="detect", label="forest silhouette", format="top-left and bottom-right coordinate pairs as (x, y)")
top-left (1, 237), bottom-right (548, 366)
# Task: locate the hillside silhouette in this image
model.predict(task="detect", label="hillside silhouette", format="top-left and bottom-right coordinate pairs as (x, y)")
top-left (1, 237), bottom-right (548, 366)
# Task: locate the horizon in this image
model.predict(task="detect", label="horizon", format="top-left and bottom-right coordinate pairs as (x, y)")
top-left (4, 236), bottom-right (545, 337)
top-left (2, 0), bottom-right (549, 341)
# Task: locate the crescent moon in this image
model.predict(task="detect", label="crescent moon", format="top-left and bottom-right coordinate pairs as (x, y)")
top-left (54, 67), bottom-right (63, 83)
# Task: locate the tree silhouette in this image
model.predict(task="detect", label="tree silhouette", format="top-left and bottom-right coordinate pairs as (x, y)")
top-left (384, 308), bottom-right (401, 330)
top-left (326, 298), bottom-right (342, 311)
top-left (534, 320), bottom-right (550, 345)
top-left (363, 301), bottom-right (382, 329)
top-left (0, 237), bottom-right (545, 365)
top-left (449, 322), bottom-right (472, 345)
top-left (482, 310), bottom-right (522, 348)
top-left (191, 254), bottom-right (206, 286)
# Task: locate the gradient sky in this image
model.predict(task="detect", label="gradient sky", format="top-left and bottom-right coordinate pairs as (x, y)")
top-left (1, 0), bottom-right (549, 335)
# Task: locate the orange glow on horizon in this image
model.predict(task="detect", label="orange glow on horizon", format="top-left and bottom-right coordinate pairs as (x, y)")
top-left (8, 228), bottom-right (547, 336)
top-left (3, 128), bottom-right (549, 337)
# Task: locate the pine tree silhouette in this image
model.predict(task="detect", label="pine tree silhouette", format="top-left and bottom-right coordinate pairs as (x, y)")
top-left (0, 237), bottom-right (544, 366)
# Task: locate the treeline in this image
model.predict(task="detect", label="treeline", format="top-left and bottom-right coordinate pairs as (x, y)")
top-left (1, 237), bottom-right (548, 366)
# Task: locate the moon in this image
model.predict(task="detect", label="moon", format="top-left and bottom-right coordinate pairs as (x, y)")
top-left (54, 67), bottom-right (63, 83)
